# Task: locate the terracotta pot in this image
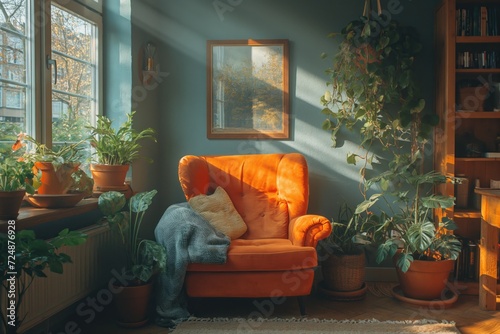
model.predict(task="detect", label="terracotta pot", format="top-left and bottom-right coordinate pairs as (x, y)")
top-left (35, 162), bottom-right (79, 194)
top-left (0, 190), bottom-right (26, 220)
top-left (321, 252), bottom-right (365, 292)
top-left (396, 258), bottom-right (455, 300)
top-left (90, 164), bottom-right (129, 192)
top-left (113, 282), bottom-right (153, 327)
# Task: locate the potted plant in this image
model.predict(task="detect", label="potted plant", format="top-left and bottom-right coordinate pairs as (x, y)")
top-left (361, 162), bottom-right (462, 301)
top-left (87, 111), bottom-right (156, 194)
top-left (317, 204), bottom-right (372, 300)
top-left (97, 189), bottom-right (166, 327)
top-left (0, 137), bottom-right (37, 219)
top-left (0, 228), bottom-right (87, 333)
top-left (21, 134), bottom-right (91, 196)
top-left (320, 9), bottom-right (460, 302)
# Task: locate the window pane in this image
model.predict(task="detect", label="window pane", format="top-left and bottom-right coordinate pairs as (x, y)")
top-left (51, 4), bottom-right (98, 149)
top-left (0, 1), bottom-right (27, 34)
top-left (0, 0), bottom-right (29, 153)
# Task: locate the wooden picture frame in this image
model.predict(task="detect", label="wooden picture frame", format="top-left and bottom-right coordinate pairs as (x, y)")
top-left (207, 39), bottom-right (289, 139)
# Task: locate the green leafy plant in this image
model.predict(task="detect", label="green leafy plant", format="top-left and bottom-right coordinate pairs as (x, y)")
top-left (98, 190), bottom-right (166, 284)
top-left (88, 111), bottom-right (156, 165)
top-left (19, 134), bottom-right (93, 196)
top-left (320, 13), bottom-right (460, 273)
top-left (0, 138), bottom-right (36, 194)
top-left (321, 16), bottom-right (436, 156)
top-left (356, 156), bottom-right (462, 273)
top-left (22, 134), bottom-right (87, 171)
top-left (0, 229), bottom-right (87, 332)
top-left (319, 203), bottom-right (372, 256)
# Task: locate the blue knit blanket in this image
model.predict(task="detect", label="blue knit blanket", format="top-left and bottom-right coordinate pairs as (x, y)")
top-left (154, 202), bottom-right (230, 328)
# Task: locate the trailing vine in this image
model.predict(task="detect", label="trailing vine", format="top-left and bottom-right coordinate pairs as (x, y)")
top-left (321, 15), bottom-right (438, 194)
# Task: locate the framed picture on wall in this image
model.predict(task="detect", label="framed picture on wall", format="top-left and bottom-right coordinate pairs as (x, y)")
top-left (207, 39), bottom-right (290, 139)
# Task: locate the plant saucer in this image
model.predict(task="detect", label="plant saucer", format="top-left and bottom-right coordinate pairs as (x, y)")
top-left (25, 192), bottom-right (85, 208)
top-left (392, 285), bottom-right (458, 309)
top-left (318, 281), bottom-right (367, 301)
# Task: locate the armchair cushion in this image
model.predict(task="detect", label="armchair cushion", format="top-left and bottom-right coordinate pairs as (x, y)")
top-left (188, 186), bottom-right (247, 239)
top-left (187, 238), bottom-right (317, 272)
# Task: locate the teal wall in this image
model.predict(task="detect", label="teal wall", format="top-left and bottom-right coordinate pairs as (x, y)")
top-left (104, 1), bottom-right (132, 129)
top-left (129, 0), bottom-right (440, 238)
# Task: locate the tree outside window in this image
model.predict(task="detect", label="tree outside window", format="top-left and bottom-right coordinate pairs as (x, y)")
top-left (0, 0), bottom-right (101, 161)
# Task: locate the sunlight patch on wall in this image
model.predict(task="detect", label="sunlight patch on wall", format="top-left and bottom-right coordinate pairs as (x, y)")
top-left (132, 1), bottom-right (205, 62)
top-left (119, 41), bottom-right (130, 66)
top-left (120, 0), bottom-right (131, 17)
top-left (292, 118), bottom-right (369, 184)
top-left (295, 67), bottom-right (327, 108)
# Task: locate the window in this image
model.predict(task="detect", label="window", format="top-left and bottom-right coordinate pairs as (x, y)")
top-left (5, 88), bottom-right (22, 108)
top-left (0, 0), bottom-right (102, 157)
top-left (52, 99), bottom-right (69, 121)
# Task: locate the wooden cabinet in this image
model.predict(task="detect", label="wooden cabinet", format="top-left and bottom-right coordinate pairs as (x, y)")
top-left (435, 0), bottom-right (500, 242)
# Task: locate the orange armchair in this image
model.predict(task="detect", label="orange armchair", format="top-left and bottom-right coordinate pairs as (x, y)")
top-left (178, 153), bottom-right (331, 314)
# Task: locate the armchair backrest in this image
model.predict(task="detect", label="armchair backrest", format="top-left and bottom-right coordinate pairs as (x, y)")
top-left (178, 153), bottom-right (309, 239)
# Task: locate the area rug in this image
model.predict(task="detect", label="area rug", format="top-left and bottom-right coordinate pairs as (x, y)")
top-left (171, 317), bottom-right (460, 333)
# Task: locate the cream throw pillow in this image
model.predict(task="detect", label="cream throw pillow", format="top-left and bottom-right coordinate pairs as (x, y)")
top-left (188, 187), bottom-right (247, 239)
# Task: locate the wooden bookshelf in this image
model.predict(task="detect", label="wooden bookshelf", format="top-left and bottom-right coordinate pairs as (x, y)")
top-left (435, 0), bottom-right (500, 290)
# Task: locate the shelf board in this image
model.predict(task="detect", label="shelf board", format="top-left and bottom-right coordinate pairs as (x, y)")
top-left (456, 36), bottom-right (500, 44)
top-left (456, 68), bottom-right (500, 74)
top-left (454, 209), bottom-right (481, 219)
top-left (456, 157), bottom-right (500, 162)
top-left (455, 111), bottom-right (500, 118)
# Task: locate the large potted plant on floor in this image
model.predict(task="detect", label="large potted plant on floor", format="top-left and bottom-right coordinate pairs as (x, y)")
top-left (97, 189), bottom-right (166, 327)
top-left (359, 160), bottom-right (462, 301)
top-left (87, 111), bottom-right (156, 196)
top-left (0, 228), bottom-right (87, 333)
top-left (0, 138), bottom-right (37, 219)
top-left (317, 204), bottom-right (372, 301)
top-left (320, 5), bottom-right (460, 302)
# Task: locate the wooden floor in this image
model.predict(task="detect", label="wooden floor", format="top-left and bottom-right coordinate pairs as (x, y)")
top-left (82, 282), bottom-right (500, 334)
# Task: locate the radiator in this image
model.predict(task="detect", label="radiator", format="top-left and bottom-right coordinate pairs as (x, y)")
top-left (16, 224), bottom-right (123, 332)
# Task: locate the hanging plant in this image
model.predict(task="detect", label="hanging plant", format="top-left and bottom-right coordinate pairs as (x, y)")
top-left (321, 12), bottom-right (437, 163)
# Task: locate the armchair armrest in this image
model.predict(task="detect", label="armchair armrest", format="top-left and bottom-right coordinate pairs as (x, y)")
top-left (289, 215), bottom-right (332, 248)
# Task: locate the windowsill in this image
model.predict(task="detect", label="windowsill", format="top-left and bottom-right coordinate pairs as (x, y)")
top-left (0, 198), bottom-right (99, 232)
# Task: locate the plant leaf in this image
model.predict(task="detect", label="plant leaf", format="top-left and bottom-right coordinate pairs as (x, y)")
top-left (98, 191), bottom-right (126, 216)
top-left (354, 194), bottom-right (381, 214)
top-left (376, 240), bottom-right (398, 264)
top-left (406, 221), bottom-right (435, 253)
top-left (421, 195), bottom-right (455, 209)
top-left (396, 252), bottom-right (413, 273)
top-left (130, 190), bottom-right (157, 213)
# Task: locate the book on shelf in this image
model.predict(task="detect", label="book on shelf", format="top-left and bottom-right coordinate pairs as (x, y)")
top-left (456, 50), bottom-right (498, 69)
top-left (454, 237), bottom-right (480, 282)
top-left (485, 152), bottom-right (500, 158)
top-left (481, 6), bottom-right (488, 36)
top-left (456, 5), bottom-right (498, 36)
